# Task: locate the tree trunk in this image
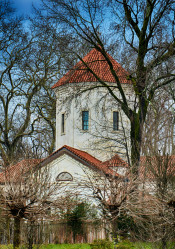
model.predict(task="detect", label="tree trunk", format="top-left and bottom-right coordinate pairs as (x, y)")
top-left (13, 217), bottom-right (21, 249)
top-left (161, 237), bottom-right (167, 249)
top-left (130, 116), bottom-right (143, 176)
top-left (28, 220), bottom-right (35, 249)
top-left (6, 215), bottom-right (11, 244)
top-left (111, 218), bottom-right (118, 244)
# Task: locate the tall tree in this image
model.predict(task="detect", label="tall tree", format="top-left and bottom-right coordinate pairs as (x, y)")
top-left (0, 1), bottom-right (64, 165)
top-left (0, 2), bottom-right (31, 165)
top-left (41, 0), bottom-right (175, 175)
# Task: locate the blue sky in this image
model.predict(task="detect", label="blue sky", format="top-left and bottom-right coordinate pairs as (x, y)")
top-left (10, 0), bottom-right (42, 15)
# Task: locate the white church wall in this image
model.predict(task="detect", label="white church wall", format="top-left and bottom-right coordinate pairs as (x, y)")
top-left (54, 82), bottom-right (135, 161)
top-left (46, 153), bottom-right (102, 203)
top-left (48, 154), bottom-right (89, 181)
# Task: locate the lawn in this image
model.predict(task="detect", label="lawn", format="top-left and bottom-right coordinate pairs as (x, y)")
top-left (1, 241), bottom-right (175, 249)
top-left (39, 245), bottom-right (91, 249)
top-left (0, 245), bottom-right (91, 249)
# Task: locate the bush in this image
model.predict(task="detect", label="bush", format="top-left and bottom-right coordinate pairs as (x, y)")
top-left (90, 239), bottom-right (113, 249)
top-left (116, 240), bottom-right (135, 249)
top-left (117, 214), bottom-right (136, 238)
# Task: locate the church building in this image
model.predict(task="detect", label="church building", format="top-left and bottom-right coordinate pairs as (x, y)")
top-left (1, 47), bottom-right (133, 188)
top-left (52, 47), bottom-right (133, 163)
top-left (40, 47), bottom-right (133, 184)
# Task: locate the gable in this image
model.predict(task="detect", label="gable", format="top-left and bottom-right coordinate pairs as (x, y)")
top-left (40, 145), bottom-right (115, 176)
top-left (46, 153), bottom-right (98, 182)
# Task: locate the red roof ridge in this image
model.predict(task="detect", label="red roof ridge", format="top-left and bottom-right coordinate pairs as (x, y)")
top-left (42, 145), bottom-right (102, 167)
top-left (52, 47), bottom-right (131, 88)
top-left (63, 145), bottom-right (102, 165)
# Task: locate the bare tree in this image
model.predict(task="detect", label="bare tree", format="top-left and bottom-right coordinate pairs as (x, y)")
top-left (0, 2), bottom-right (64, 165)
top-left (142, 88), bottom-right (175, 155)
top-left (0, 159), bottom-right (60, 249)
top-left (139, 153), bottom-right (175, 248)
top-left (81, 153), bottom-right (175, 245)
top-left (40, 0), bottom-right (175, 175)
top-left (81, 164), bottom-right (134, 242)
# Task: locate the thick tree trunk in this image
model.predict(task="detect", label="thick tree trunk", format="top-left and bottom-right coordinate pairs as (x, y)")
top-left (13, 217), bottom-right (21, 249)
top-left (130, 117), bottom-right (143, 176)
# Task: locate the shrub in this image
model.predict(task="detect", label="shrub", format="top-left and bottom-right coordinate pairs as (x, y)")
top-left (117, 214), bottom-right (135, 238)
top-left (90, 239), bottom-right (113, 249)
top-left (116, 240), bottom-right (135, 249)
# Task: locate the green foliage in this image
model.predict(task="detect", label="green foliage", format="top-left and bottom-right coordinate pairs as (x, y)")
top-left (0, 245), bottom-right (13, 249)
top-left (116, 240), bottom-right (135, 249)
top-left (90, 239), bottom-right (114, 249)
top-left (65, 202), bottom-right (99, 242)
top-left (116, 214), bottom-right (136, 238)
top-left (134, 241), bottom-right (175, 249)
top-left (66, 202), bottom-right (87, 240)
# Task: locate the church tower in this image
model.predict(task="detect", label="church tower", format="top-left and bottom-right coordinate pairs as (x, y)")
top-left (52, 48), bottom-right (133, 161)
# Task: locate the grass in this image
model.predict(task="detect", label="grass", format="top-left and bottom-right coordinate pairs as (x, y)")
top-left (39, 244), bottom-right (91, 249)
top-left (1, 241), bottom-right (175, 249)
top-left (0, 244), bottom-right (91, 249)
top-left (134, 241), bottom-right (175, 249)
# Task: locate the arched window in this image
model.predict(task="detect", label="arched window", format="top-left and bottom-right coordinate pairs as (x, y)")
top-left (56, 172), bottom-right (73, 181)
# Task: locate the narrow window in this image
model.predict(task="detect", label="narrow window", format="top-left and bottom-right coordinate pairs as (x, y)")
top-left (82, 111), bottom-right (89, 130)
top-left (61, 113), bottom-right (65, 134)
top-left (113, 111), bottom-right (119, 131)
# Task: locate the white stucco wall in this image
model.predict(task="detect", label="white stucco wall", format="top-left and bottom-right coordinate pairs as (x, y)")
top-left (48, 154), bottom-right (89, 181)
top-left (46, 153), bottom-right (103, 204)
top-left (54, 82), bottom-right (134, 161)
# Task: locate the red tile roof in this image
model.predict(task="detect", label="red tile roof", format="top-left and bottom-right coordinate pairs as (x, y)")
top-left (0, 146), bottom-right (125, 183)
top-left (41, 145), bottom-right (118, 176)
top-left (4, 151), bottom-right (174, 183)
top-left (0, 159), bottom-right (42, 183)
top-left (52, 48), bottom-right (130, 88)
top-left (139, 155), bottom-right (175, 180)
top-left (63, 145), bottom-right (102, 167)
top-left (101, 154), bottom-right (128, 168)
